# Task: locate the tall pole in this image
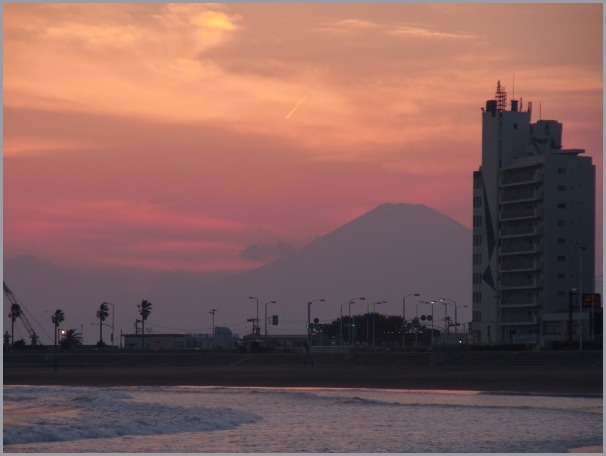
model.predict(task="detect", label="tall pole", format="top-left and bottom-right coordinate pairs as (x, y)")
top-left (415, 301), bottom-right (424, 349)
top-left (264, 300), bottom-right (276, 337)
top-left (440, 298), bottom-right (457, 338)
top-left (108, 302), bottom-right (115, 347)
top-left (209, 308), bottom-right (217, 348)
top-left (402, 293), bottom-right (420, 347)
top-left (342, 297), bottom-right (365, 346)
top-left (429, 301), bottom-right (434, 350)
top-left (348, 300), bottom-right (358, 344)
top-left (307, 299), bottom-right (325, 346)
top-left (249, 296), bottom-right (259, 335)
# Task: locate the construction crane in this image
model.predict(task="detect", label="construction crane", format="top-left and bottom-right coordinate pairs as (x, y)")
top-left (4, 282), bottom-right (40, 345)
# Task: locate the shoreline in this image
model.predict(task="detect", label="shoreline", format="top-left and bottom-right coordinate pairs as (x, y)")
top-left (4, 350), bottom-right (603, 397)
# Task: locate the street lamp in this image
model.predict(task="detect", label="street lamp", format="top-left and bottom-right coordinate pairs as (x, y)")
top-left (107, 302), bottom-right (115, 347)
top-left (440, 298), bottom-right (457, 336)
top-left (348, 299), bottom-right (360, 345)
top-left (264, 300), bottom-right (276, 337)
top-left (209, 308), bottom-right (217, 348)
top-left (340, 297), bottom-right (365, 345)
top-left (248, 296), bottom-right (259, 335)
top-left (425, 301), bottom-right (435, 350)
top-left (307, 299), bottom-right (325, 346)
top-left (402, 293), bottom-right (420, 347)
top-left (414, 300), bottom-right (426, 349)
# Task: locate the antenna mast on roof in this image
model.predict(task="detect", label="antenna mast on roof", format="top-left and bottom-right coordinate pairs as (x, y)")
top-left (495, 80), bottom-right (507, 111)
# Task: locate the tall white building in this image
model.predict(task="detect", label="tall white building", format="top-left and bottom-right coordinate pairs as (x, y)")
top-left (471, 82), bottom-right (596, 349)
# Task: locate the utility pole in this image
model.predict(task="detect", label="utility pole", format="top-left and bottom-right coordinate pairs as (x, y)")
top-left (209, 309), bottom-right (217, 348)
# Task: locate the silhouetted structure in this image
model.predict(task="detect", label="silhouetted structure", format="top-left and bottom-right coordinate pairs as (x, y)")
top-left (471, 81), bottom-right (598, 349)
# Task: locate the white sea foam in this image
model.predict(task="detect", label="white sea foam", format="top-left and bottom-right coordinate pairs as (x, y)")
top-left (3, 385), bottom-right (602, 453)
top-left (3, 385), bottom-right (260, 446)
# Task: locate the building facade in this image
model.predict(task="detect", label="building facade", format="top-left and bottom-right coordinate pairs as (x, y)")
top-left (471, 82), bottom-right (596, 349)
top-left (123, 327), bottom-right (238, 350)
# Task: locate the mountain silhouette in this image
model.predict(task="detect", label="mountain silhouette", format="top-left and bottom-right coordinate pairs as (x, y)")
top-left (3, 203), bottom-right (471, 343)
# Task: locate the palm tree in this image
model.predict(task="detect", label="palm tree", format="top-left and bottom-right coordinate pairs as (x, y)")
top-left (96, 302), bottom-right (109, 345)
top-left (59, 329), bottom-right (82, 349)
top-left (51, 309), bottom-right (65, 346)
top-left (8, 303), bottom-right (21, 346)
top-left (137, 299), bottom-right (152, 348)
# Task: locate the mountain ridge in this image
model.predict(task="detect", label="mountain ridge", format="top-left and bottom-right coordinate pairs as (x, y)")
top-left (3, 203), bottom-right (471, 343)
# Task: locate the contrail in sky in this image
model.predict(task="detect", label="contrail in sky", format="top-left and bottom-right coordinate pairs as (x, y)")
top-left (284, 94), bottom-right (308, 120)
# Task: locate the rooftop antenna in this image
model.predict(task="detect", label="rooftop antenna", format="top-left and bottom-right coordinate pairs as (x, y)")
top-left (495, 80), bottom-right (507, 111)
top-left (512, 72), bottom-right (515, 100)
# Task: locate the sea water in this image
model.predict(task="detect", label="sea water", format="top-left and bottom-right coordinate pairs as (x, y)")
top-left (3, 385), bottom-right (603, 453)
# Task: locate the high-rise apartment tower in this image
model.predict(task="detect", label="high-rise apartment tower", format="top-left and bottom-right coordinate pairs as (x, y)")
top-left (471, 82), bottom-right (596, 349)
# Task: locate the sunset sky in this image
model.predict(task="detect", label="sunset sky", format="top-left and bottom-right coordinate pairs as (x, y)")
top-left (3, 3), bottom-right (603, 276)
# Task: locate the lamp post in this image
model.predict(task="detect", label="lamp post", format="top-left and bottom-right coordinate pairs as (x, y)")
top-left (402, 293), bottom-right (420, 347)
top-left (440, 298), bottom-right (457, 337)
top-left (107, 302), bottom-right (115, 347)
top-left (348, 299), bottom-right (359, 345)
top-left (209, 308), bottom-right (217, 348)
top-left (307, 299), bottom-right (325, 346)
top-left (426, 301), bottom-right (435, 350)
top-left (264, 300), bottom-right (276, 337)
top-left (248, 296), bottom-right (259, 335)
top-left (414, 300), bottom-right (425, 349)
top-left (341, 297), bottom-right (365, 345)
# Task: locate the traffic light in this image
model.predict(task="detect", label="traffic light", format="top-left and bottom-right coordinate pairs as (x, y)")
top-left (306, 322), bottom-right (311, 328)
top-left (272, 315), bottom-right (279, 325)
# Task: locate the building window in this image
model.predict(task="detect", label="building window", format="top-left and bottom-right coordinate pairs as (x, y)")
top-left (473, 215), bottom-right (482, 227)
top-left (557, 273), bottom-right (565, 279)
top-left (473, 234), bottom-right (482, 246)
top-left (473, 273), bottom-right (482, 284)
top-left (473, 253), bottom-right (482, 265)
top-left (557, 255), bottom-right (566, 261)
top-left (557, 238), bottom-right (566, 244)
top-left (473, 196), bottom-right (482, 208)
top-left (558, 168), bottom-right (567, 174)
top-left (558, 185), bottom-right (566, 191)
top-left (557, 220), bottom-right (566, 226)
top-left (472, 311), bottom-right (481, 322)
top-left (558, 203), bottom-right (566, 209)
top-left (473, 292), bottom-right (482, 304)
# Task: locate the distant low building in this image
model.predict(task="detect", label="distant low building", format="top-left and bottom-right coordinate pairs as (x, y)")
top-left (122, 326), bottom-right (238, 350)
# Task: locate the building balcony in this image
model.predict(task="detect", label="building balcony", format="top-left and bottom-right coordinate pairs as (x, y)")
top-left (499, 207), bottom-right (541, 221)
top-left (500, 295), bottom-right (539, 307)
top-left (499, 172), bottom-right (542, 187)
top-left (500, 261), bottom-right (539, 272)
top-left (500, 279), bottom-right (541, 289)
top-left (499, 190), bottom-right (543, 204)
top-left (500, 244), bottom-right (542, 255)
top-left (499, 226), bottom-right (541, 238)
top-left (501, 318), bottom-right (538, 326)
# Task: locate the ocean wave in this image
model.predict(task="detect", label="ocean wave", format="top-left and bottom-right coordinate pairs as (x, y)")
top-left (3, 386), bottom-right (261, 445)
